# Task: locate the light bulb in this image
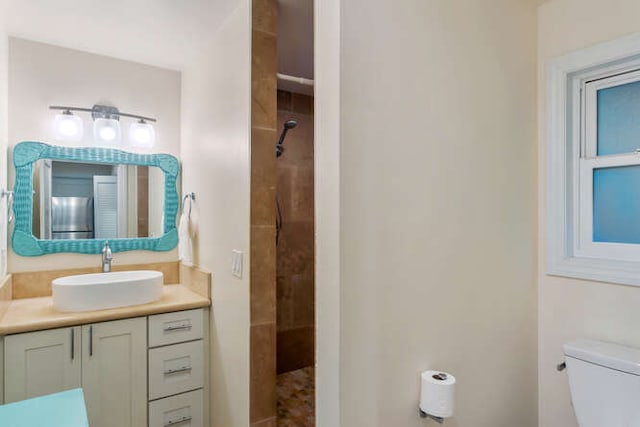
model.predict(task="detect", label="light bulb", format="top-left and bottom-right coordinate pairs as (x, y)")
top-left (129, 120), bottom-right (155, 147)
top-left (99, 126), bottom-right (116, 141)
top-left (59, 119), bottom-right (78, 136)
top-left (53, 112), bottom-right (83, 142)
top-left (93, 118), bottom-right (121, 144)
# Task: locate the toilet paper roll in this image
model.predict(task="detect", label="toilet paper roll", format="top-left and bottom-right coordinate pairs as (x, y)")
top-left (419, 370), bottom-right (456, 418)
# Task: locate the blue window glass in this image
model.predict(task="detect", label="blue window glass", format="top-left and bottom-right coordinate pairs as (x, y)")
top-left (593, 166), bottom-right (640, 243)
top-left (597, 80), bottom-right (640, 156)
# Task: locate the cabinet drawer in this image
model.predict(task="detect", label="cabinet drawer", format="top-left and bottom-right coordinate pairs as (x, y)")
top-left (149, 340), bottom-right (204, 400)
top-left (149, 389), bottom-right (203, 427)
top-left (149, 309), bottom-right (204, 347)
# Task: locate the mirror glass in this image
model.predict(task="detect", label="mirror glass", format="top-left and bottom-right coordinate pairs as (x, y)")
top-left (12, 142), bottom-right (179, 256)
top-left (32, 160), bottom-right (164, 240)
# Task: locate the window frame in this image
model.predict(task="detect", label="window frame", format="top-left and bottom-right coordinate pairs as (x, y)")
top-left (546, 32), bottom-right (640, 286)
top-left (576, 71), bottom-right (640, 261)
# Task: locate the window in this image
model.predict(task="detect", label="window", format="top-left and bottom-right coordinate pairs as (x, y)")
top-left (577, 71), bottom-right (640, 261)
top-left (547, 33), bottom-right (640, 286)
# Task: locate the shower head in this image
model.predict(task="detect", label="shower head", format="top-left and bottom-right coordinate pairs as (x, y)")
top-left (284, 120), bottom-right (298, 130)
top-left (276, 119), bottom-right (298, 158)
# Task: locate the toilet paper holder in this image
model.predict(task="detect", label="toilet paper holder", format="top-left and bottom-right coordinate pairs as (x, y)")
top-left (418, 370), bottom-right (454, 423)
top-left (418, 408), bottom-right (444, 424)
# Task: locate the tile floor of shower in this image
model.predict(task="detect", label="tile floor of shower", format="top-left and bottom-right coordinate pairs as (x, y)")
top-left (276, 367), bottom-right (315, 426)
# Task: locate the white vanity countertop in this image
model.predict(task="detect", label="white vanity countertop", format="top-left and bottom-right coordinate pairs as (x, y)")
top-left (0, 283), bottom-right (210, 335)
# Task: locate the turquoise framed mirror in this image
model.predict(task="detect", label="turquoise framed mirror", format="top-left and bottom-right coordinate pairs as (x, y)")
top-left (12, 141), bottom-right (179, 256)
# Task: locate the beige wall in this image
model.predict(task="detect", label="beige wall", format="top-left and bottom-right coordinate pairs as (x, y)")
top-left (537, 1), bottom-right (640, 426)
top-left (180, 1), bottom-right (251, 426)
top-left (7, 38), bottom-right (181, 272)
top-left (1, 0), bottom-right (237, 71)
top-left (337, 0), bottom-right (538, 425)
top-left (0, 15), bottom-right (8, 277)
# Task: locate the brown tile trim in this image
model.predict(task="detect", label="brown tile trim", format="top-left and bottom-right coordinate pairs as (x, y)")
top-left (179, 262), bottom-right (211, 299)
top-left (250, 128), bottom-right (277, 226)
top-left (12, 261), bottom-right (179, 299)
top-left (251, 320), bottom-right (278, 328)
top-left (251, 226), bottom-right (276, 324)
top-left (250, 416), bottom-right (276, 427)
top-left (251, 125), bottom-right (279, 132)
top-left (251, 0), bottom-right (278, 423)
top-left (250, 322), bottom-right (277, 423)
top-left (251, 30), bottom-right (277, 130)
top-left (0, 275), bottom-right (12, 322)
top-left (252, 0), bottom-right (277, 36)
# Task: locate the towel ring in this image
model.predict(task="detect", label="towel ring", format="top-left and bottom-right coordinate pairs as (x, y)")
top-left (183, 192), bottom-right (196, 219)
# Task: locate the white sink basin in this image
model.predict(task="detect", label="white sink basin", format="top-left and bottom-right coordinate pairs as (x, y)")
top-left (52, 270), bottom-right (164, 312)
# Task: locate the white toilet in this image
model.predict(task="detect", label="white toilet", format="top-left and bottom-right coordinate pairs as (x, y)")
top-left (564, 339), bottom-right (640, 427)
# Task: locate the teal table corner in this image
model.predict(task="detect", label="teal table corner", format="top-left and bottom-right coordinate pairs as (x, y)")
top-left (0, 388), bottom-right (89, 427)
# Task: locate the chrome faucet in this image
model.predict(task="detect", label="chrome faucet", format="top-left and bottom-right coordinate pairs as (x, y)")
top-left (102, 241), bottom-right (113, 272)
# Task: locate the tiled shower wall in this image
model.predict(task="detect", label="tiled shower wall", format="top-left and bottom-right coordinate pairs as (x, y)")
top-left (250, 0), bottom-right (278, 426)
top-left (276, 89), bottom-right (315, 374)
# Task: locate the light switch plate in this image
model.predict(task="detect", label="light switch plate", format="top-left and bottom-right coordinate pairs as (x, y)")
top-left (231, 250), bottom-right (243, 278)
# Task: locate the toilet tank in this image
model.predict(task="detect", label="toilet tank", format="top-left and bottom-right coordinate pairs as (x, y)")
top-left (564, 339), bottom-right (640, 427)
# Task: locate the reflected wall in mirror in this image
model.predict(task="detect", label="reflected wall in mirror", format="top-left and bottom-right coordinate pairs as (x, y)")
top-left (12, 141), bottom-right (179, 256)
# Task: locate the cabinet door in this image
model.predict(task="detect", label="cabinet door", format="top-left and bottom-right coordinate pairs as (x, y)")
top-left (0, 336), bottom-right (4, 404)
top-left (81, 318), bottom-right (147, 427)
top-left (4, 327), bottom-right (81, 403)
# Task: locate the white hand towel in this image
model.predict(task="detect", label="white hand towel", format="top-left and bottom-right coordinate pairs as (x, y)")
top-left (178, 210), bottom-right (192, 264)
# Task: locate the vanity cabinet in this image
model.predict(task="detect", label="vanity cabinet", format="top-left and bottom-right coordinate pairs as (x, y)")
top-left (4, 317), bottom-right (147, 427)
top-left (0, 337), bottom-right (4, 404)
top-left (4, 326), bottom-right (81, 402)
top-left (3, 308), bottom-right (208, 427)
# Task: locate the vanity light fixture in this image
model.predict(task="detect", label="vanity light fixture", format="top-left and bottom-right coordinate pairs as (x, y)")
top-left (52, 109), bottom-right (83, 142)
top-left (91, 104), bottom-right (121, 144)
top-left (49, 104), bottom-right (157, 147)
top-left (128, 119), bottom-right (156, 147)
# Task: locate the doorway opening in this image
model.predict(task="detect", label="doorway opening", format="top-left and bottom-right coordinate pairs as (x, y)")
top-left (275, 1), bottom-right (315, 425)
top-left (249, 0), bottom-right (314, 425)
top-left (275, 89), bottom-right (315, 426)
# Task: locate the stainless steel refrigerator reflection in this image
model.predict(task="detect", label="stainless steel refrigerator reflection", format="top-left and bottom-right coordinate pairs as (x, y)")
top-left (51, 197), bottom-right (94, 239)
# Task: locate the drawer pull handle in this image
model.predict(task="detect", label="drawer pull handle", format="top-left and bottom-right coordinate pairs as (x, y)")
top-left (164, 366), bottom-right (192, 375)
top-left (163, 324), bottom-right (192, 332)
top-left (164, 416), bottom-right (192, 427)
